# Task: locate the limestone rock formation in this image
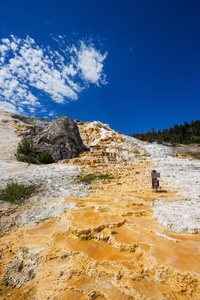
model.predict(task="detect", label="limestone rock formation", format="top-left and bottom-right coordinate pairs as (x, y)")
top-left (60, 120), bottom-right (143, 166)
top-left (1, 110), bottom-right (200, 299)
top-left (10, 113), bottom-right (87, 161)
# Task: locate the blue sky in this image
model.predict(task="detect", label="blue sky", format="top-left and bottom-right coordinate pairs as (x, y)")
top-left (0, 0), bottom-right (200, 135)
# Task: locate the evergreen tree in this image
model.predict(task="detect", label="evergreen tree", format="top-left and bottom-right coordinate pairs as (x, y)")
top-left (132, 119), bottom-right (200, 144)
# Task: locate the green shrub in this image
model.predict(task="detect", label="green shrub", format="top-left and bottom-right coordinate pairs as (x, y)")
top-left (16, 138), bottom-right (36, 163)
top-left (0, 182), bottom-right (36, 203)
top-left (78, 173), bottom-right (115, 184)
top-left (38, 151), bottom-right (54, 164)
top-left (16, 155), bottom-right (40, 164)
top-left (17, 138), bottom-right (35, 156)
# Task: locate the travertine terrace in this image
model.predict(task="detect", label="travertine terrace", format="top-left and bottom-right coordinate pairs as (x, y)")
top-left (0, 111), bottom-right (200, 299)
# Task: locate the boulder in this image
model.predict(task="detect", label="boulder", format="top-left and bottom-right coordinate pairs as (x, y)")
top-left (34, 115), bottom-right (87, 161)
top-left (11, 114), bottom-right (87, 162)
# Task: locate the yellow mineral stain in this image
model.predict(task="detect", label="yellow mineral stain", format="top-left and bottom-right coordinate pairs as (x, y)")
top-left (1, 161), bottom-right (200, 299)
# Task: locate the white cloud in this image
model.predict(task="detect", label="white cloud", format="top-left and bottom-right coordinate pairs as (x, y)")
top-left (0, 35), bottom-right (107, 115)
top-left (48, 110), bottom-right (58, 118)
top-left (76, 42), bottom-right (108, 84)
top-left (0, 101), bottom-right (20, 113)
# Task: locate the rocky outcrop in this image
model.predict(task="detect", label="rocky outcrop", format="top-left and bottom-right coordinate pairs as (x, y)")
top-left (10, 113), bottom-right (87, 161)
top-left (10, 113), bottom-right (51, 135)
top-left (60, 120), bottom-right (141, 166)
top-left (33, 115), bottom-right (87, 161)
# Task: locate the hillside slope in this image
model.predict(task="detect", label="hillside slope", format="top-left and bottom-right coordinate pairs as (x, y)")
top-left (0, 111), bottom-right (200, 299)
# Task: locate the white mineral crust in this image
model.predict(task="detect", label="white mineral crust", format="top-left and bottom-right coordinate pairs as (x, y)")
top-left (126, 136), bottom-right (200, 233)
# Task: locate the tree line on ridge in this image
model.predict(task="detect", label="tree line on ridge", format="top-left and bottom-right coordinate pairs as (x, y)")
top-left (132, 120), bottom-right (200, 145)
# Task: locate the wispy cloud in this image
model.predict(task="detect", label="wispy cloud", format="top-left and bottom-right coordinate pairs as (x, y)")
top-left (0, 35), bottom-right (107, 115)
top-left (76, 42), bottom-right (107, 85)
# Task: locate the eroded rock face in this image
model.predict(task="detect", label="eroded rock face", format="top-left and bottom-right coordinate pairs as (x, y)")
top-left (10, 113), bottom-right (51, 135)
top-left (33, 115), bottom-right (87, 161)
top-left (11, 113), bottom-right (87, 161)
